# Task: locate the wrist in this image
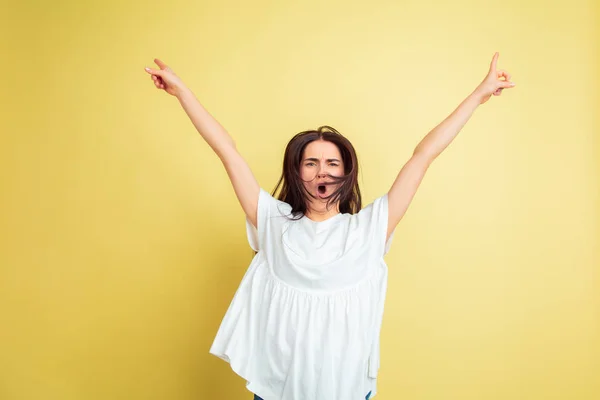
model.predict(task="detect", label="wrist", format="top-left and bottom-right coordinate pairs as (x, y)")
top-left (175, 85), bottom-right (192, 100)
top-left (468, 88), bottom-right (485, 105)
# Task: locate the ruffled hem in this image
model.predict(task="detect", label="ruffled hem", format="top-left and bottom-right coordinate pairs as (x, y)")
top-left (209, 349), bottom-right (281, 400)
top-left (209, 349), bottom-right (379, 400)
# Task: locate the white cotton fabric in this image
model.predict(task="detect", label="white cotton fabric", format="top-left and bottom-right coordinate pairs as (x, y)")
top-left (209, 188), bottom-right (395, 400)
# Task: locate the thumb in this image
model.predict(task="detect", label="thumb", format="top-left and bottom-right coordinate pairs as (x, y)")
top-left (144, 67), bottom-right (163, 76)
top-left (498, 80), bottom-right (516, 89)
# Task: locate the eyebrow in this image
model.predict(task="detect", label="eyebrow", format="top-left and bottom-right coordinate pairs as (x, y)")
top-left (303, 158), bottom-right (340, 163)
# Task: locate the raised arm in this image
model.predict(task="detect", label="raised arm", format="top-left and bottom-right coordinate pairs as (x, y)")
top-left (144, 59), bottom-right (260, 228)
top-left (386, 52), bottom-right (515, 241)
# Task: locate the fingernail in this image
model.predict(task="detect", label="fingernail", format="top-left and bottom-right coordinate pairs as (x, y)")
top-left (510, 82), bottom-right (516, 86)
top-left (145, 67), bottom-right (150, 71)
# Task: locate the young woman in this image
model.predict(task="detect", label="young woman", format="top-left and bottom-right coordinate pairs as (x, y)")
top-left (144, 52), bottom-right (514, 399)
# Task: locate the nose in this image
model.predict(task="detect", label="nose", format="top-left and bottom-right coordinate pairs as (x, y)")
top-left (316, 161), bottom-right (330, 179)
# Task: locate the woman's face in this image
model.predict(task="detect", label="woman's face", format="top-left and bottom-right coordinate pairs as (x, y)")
top-left (299, 139), bottom-right (345, 209)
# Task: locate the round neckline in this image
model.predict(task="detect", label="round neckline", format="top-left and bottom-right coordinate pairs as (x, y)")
top-left (302, 212), bottom-right (343, 225)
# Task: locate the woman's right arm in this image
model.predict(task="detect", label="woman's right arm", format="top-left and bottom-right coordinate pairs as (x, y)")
top-left (145, 59), bottom-right (260, 228)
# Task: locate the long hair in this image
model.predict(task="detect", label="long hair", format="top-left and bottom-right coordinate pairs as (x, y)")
top-left (272, 125), bottom-right (362, 219)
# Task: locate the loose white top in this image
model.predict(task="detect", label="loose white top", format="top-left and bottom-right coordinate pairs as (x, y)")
top-left (210, 188), bottom-right (395, 399)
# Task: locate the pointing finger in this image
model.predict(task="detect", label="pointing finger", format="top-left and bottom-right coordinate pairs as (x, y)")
top-left (489, 52), bottom-right (499, 72)
top-left (154, 58), bottom-right (169, 70)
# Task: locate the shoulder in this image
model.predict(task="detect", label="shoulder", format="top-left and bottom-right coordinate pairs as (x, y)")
top-left (258, 188), bottom-right (293, 218)
top-left (353, 194), bottom-right (388, 220)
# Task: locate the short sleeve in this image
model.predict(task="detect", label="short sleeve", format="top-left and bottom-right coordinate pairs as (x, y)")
top-left (245, 188), bottom-right (290, 252)
top-left (356, 193), bottom-right (395, 257)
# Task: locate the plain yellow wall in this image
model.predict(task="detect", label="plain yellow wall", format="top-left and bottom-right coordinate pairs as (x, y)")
top-left (1, 0), bottom-right (598, 399)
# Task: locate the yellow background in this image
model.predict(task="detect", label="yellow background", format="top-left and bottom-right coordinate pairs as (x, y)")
top-left (1, 0), bottom-right (598, 399)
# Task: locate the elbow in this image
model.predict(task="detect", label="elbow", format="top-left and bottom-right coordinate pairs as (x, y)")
top-left (412, 147), bottom-right (435, 167)
top-left (216, 140), bottom-right (238, 161)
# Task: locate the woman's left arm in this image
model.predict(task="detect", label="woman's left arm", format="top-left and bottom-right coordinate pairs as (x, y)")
top-left (386, 52), bottom-right (515, 241)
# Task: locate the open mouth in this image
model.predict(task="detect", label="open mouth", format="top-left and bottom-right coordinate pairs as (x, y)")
top-left (317, 184), bottom-right (331, 198)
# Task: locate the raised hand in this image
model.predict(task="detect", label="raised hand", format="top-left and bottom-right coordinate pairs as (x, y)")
top-left (144, 59), bottom-right (186, 97)
top-left (474, 52), bottom-right (515, 105)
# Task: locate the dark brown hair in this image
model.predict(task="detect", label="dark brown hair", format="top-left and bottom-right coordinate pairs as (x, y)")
top-left (272, 125), bottom-right (362, 219)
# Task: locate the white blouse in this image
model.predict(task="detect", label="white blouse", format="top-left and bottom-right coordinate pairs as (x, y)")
top-left (210, 188), bottom-right (395, 399)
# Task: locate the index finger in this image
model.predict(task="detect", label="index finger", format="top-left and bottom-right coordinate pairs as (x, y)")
top-left (154, 58), bottom-right (169, 70)
top-left (489, 52), bottom-right (499, 72)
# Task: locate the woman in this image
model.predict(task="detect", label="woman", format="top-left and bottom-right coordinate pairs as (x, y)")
top-left (144, 52), bottom-right (515, 399)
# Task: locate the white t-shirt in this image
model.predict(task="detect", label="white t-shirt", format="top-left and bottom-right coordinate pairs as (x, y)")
top-left (210, 188), bottom-right (395, 400)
